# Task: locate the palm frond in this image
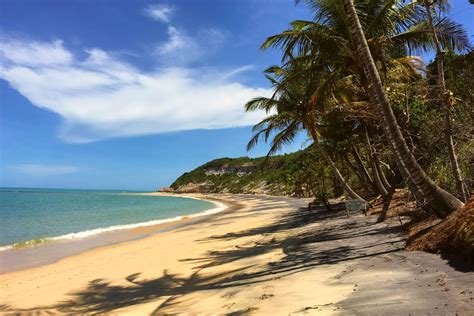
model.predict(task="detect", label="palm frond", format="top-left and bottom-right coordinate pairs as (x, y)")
top-left (265, 121), bottom-right (301, 158)
top-left (391, 17), bottom-right (470, 54)
top-left (245, 97), bottom-right (279, 113)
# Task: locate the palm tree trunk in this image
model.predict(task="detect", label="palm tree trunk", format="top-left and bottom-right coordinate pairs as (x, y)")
top-left (371, 159), bottom-right (389, 197)
top-left (345, 152), bottom-right (376, 195)
top-left (360, 74), bottom-right (424, 201)
top-left (321, 146), bottom-right (365, 201)
top-left (342, 0), bottom-right (463, 217)
top-left (423, 1), bottom-right (469, 202)
top-left (374, 154), bottom-right (391, 190)
top-left (377, 186), bottom-right (396, 223)
top-left (364, 130), bottom-right (389, 197)
top-left (351, 144), bottom-right (381, 195)
top-left (344, 155), bottom-right (364, 183)
top-left (351, 145), bottom-right (376, 190)
top-left (306, 124), bottom-right (365, 202)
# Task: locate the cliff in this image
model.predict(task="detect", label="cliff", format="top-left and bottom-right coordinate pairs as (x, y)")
top-left (164, 148), bottom-right (326, 197)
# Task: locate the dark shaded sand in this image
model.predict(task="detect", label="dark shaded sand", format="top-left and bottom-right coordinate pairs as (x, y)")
top-left (0, 194), bottom-right (473, 315)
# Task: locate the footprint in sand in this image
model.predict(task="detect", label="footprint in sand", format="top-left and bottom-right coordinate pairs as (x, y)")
top-left (221, 292), bottom-right (237, 298)
top-left (222, 302), bottom-right (236, 309)
top-left (256, 294), bottom-right (274, 300)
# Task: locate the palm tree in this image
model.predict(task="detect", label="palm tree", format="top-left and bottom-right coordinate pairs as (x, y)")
top-left (419, 0), bottom-right (469, 201)
top-left (246, 64), bottom-right (366, 202)
top-left (341, 0), bottom-right (464, 216)
top-left (262, 0), bottom-right (468, 216)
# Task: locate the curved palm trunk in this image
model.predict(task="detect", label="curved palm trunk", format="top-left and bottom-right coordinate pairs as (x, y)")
top-left (388, 131), bottom-right (428, 204)
top-left (371, 159), bottom-right (389, 197)
top-left (376, 159), bottom-right (391, 190)
top-left (365, 90), bottom-right (427, 203)
top-left (372, 151), bottom-right (391, 190)
top-left (346, 152), bottom-right (377, 195)
top-left (344, 155), bottom-right (367, 187)
top-left (377, 186), bottom-right (396, 223)
top-left (307, 124), bottom-right (365, 202)
top-left (423, 1), bottom-right (469, 202)
top-left (351, 145), bottom-right (378, 193)
top-left (360, 73), bottom-right (424, 201)
top-left (321, 147), bottom-right (365, 201)
top-left (364, 130), bottom-right (389, 197)
top-left (365, 131), bottom-right (388, 198)
top-left (342, 0), bottom-right (463, 217)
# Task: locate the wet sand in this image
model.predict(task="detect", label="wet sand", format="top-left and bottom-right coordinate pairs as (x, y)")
top-left (0, 193), bottom-right (473, 315)
top-left (0, 193), bottom-right (229, 274)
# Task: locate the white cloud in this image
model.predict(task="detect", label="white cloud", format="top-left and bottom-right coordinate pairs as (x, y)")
top-left (154, 26), bottom-right (205, 65)
top-left (0, 38), bottom-right (270, 143)
top-left (157, 26), bottom-right (189, 54)
top-left (200, 28), bottom-right (228, 44)
top-left (145, 3), bottom-right (228, 65)
top-left (12, 164), bottom-right (79, 176)
top-left (143, 4), bottom-right (175, 23)
top-left (222, 65), bottom-right (256, 80)
top-left (0, 39), bottom-right (72, 66)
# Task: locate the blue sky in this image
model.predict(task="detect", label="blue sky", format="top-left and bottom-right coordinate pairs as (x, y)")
top-left (0, 0), bottom-right (473, 190)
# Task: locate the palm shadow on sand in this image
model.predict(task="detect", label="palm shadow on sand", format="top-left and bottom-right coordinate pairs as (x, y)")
top-left (1, 201), bottom-right (407, 315)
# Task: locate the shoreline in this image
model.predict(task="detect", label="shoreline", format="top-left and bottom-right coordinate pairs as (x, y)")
top-left (1, 194), bottom-right (472, 315)
top-left (0, 192), bottom-right (231, 274)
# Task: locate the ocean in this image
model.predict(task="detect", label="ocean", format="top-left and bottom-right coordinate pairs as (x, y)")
top-left (0, 188), bottom-right (220, 250)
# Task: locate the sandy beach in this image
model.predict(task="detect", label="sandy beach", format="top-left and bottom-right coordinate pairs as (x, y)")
top-left (1, 193), bottom-right (473, 315)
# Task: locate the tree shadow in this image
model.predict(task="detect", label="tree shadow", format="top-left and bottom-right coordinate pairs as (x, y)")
top-left (0, 202), bottom-right (407, 315)
top-left (198, 203), bottom-right (346, 243)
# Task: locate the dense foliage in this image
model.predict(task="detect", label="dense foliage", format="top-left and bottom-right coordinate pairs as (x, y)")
top-left (170, 0), bottom-right (472, 219)
top-left (421, 51), bottom-right (474, 193)
top-left (170, 147), bottom-right (338, 198)
top-left (243, 0), bottom-right (472, 217)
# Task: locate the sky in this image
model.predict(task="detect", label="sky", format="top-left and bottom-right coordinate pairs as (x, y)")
top-left (0, 0), bottom-right (473, 190)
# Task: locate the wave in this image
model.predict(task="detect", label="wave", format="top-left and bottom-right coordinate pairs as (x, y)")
top-left (0, 198), bottom-right (227, 252)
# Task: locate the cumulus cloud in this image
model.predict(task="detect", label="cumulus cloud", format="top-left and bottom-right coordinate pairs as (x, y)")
top-left (12, 164), bottom-right (79, 176)
top-left (0, 38), bottom-right (270, 143)
top-left (143, 4), bottom-right (175, 23)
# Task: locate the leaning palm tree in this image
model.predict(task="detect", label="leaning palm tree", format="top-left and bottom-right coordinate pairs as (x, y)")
top-left (262, 0), bottom-right (468, 217)
top-left (246, 64), bottom-right (366, 202)
top-left (340, 0), bottom-right (464, 216)
top-left (418, 0), bottom-right (469, 201)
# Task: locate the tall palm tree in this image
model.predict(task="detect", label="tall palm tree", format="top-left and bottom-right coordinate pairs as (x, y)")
top-left (341, 0), bottom-right (464, 216)
top-left (246, 64), bottom-right (366, 201)
top-left (419, 0), bottom-right (469, 201)
top-left (262, 0), bottom-right (468, 216)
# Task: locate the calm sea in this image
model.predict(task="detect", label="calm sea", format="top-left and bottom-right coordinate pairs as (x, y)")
top-left (0, 188), bottom-right (218, 249)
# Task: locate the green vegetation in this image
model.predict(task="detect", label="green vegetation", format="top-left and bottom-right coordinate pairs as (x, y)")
top-left (167, 0), bottom-right (473, 261)
top-left (171, 0), bottom-right (472, 221)
top-left (242, 0), bottom-right (473, 261)
top-left (244, 0), bottom-right (471, 219)
top-left (171, 147), bottom-right (338, 197)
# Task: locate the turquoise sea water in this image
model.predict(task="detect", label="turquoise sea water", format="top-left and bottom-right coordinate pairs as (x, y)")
top-left (0, 188), bottom-right (218, 249)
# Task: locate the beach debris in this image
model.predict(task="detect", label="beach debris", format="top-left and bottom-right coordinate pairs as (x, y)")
top-left (256, 294), bottom-right (274, 300)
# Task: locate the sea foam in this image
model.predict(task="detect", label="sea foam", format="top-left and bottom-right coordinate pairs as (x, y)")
top-left (0, 197), bottom-right (227, 252)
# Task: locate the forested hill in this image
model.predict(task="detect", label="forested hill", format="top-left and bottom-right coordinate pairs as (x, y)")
top-left (164, 148), bottom-right (331, 197)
